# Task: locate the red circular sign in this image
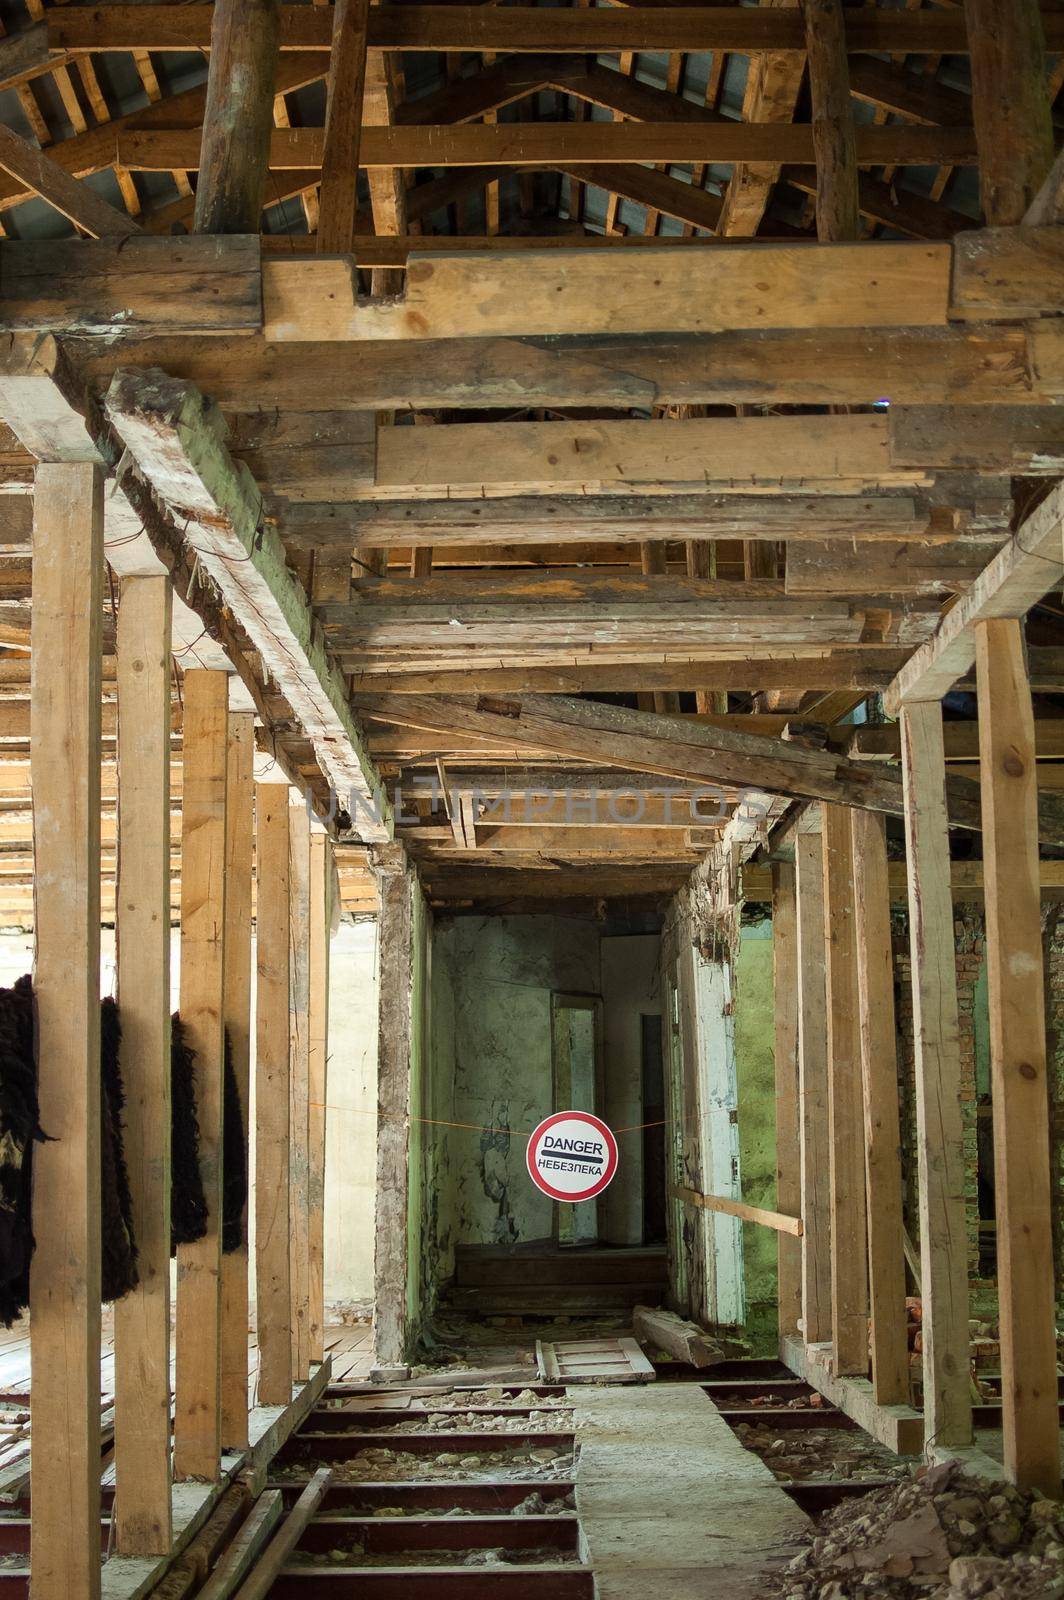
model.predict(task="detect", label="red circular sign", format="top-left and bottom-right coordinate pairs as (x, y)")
top-left (526, 1110), bottom-right (619, 1202)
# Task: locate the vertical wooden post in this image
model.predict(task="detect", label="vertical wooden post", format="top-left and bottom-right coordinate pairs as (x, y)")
top-left (319, 0), bottom-right (373, 253)
top-left (900, 702), bottom-right (972, 1448)
top-left (220, 710), bottom-right (255, 1449)
top-left (964, 0), bottom-right (1054, 226)
top-left (850, 807), bottom-right (909, 1408)
top-left (193, 0), bottom-right (281, 234)
top-left (772, 861), bottom-right (802, 1342)
top-left (29, 462), bottom-right (104, 1600)
top-left (794, 827), bottom-right (831, 1345)
top-left (822, 805), bottom-right (869, 1376)
top-left (308, 831), bottom-right (332, 1366)
top-left (174, 669), bottom-right (229, 1483)
top-left (288, 797), bottom-right (312, 1384)
top-left (373, 860), bottom-right (413, 1375)
top-left (114, 575), bottom-right (173, 1555)
top-left (802, 0), bottom-right (859, 241)
top-left (256, 783), bottom-right (293, 1406)
top-left (976, 620), bottom-right (1060, 1495)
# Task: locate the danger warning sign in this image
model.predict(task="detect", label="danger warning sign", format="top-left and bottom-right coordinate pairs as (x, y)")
top-left (526, 1110), bottom-right (619, 1203)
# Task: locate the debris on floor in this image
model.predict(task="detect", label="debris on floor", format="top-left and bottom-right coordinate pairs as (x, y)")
top-left (734, 1421), bottom-right (911, 1485)
top-left (762, 1460), bottom-right (1064, 1598)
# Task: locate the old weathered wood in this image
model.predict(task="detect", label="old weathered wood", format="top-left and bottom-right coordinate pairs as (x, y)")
top-left (0, 121), bottom-right (140, 237)
top-left (632, 1304), bottom-right (725, 1369)
top-left (194, 0), bottom-right (281, 233)
top-left (29, 462), bottom-right (103, 1600)
top-left (975, 619), bottom-right (1061, 1495)
top-left (899, 702), bottom-right (972, 1450)
top-left (256, 783), bottom-right (293, 1407)
top-left (772, 861), bottom-right (803, 1343)
top-left (803, 0), bottom-right (858, 241)
top-left (227, 1469), bottom-right (333, 1600)
top-left (672, 1183), bottom-right (802, 1237)
top-left (308, 830), bottom-right (332, 1365)
top-left (849, 808), bottom-right (909, 1409)
top-left (220, 711), bottom-right (255, 1450)
top-left (114, 575), bottom-right (173, 1555)
top-left (373, 863), bottom-right (413, 1372)
top-left (889, 404), bottom-right (1064, 473)
top-left (197, 1490), bottom-right (283, 1600)
top-left (174, 669), bottom-right (230, 1482)
top-left (965, 0), bottom-right (1055, 227)
top-left (288, 797), bottom-right (312, 1384)
top-left (794, 828), bottom-right (831, 1346)
top-left (951, 225), bottom-right (1064, 321)
top-left (319, 0), bottom-right (372, 252)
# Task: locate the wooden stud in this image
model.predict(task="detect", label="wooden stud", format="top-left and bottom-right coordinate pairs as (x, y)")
top-left (822, 804), bottom-right (869, 1376)
top-left (794, 829), bottom-right (831, 1346)
top-left (114, 575), bottom-right (173, 1555)
top-left (256, 783), bottom-right (293, 1406)
top-left (194, 0), bottom-right (281, 233)
top-left (308, 831), bottom-right (332, 1365)
top-left (174, 669), bottom-right (229, 1482)
top-left (29, 462), bottom-right (104, 1600)
top-left (964, 0), bottom-right (1054, 227)
top-left (220, 710), bottom-right (255, 1450)
top-left (373, 862), bottom-right (413, 1372)
top-left (802, 0), bottom-right (859, 241)
top-left (900, 702), bottom-right (973, 1448)
top-left (288, 797), bottom-right (313, 1384)
top-left (975, 619), bottom-right (1061, 1495)
top-left (772, 861), bottom-right (802, 1342)
top-left (319, 0), bottom-right (372, 253)
top-left (850, 807), bottom-right (909, 1408)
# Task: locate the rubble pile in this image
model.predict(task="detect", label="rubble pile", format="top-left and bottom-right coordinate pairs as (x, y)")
top-left (765, 1462), bottom-right (1064, 1599)
top-left (736, 1421), bottom-right (910, 1485)
top-left (390, 1407), bottom-right (574, 1434)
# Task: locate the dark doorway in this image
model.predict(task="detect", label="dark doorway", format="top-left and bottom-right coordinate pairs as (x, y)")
top-left (641, 1013), bottom-right (667, 1244)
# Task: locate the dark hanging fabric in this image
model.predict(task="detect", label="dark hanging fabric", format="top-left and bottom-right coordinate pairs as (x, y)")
top-left (171, 1012), bottom-right (208, 1254)
top-left (99, 999), bottom-right (139, 1304)
top-left (0, 977), bottom-right (45, 1327)
top-left (221, 1027), bottom-right (247, 1256)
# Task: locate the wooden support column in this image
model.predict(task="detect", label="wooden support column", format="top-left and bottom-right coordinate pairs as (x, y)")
top-left (320, 0), bottom-right (373, 253)
top-left (193, 0), bottom-right (281, 233)
top-left (802, 0), bottom-right (859, 241)
top-left (850, 808), bottom-right (909, 1408)
top-left (822, 805), bottom-right (869, 1376)
top-left (373, 859), bottom-right (414, 1376)
top-left (976, 620), bottom-right (1061, 1495)
top-left (114, 575), bottom-right (173, 1555)
top-left (289, 797), bottom-right (313, 1384)
top-left (308, 831), bottom-right (332, 1365)
top-left (220, 710), bottom-right (255, 1450)
top-left (29, 462), bottom-right (104, 1600)
top-left (256, 782), bottom-right (293, 1406)
top-left (772, 861), bottom-right (802, 1342)
top-left (900, 702), bottom-right (972, 1448)
top-left (964, 0), bottom-right (1054, 226)
top-left (794, 828), bottom-right (831, 1345)
top-left (174, 670), bottom-right (229, 1482)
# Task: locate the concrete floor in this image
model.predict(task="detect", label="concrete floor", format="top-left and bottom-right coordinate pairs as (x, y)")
top-left (573, 1384), bottom-right (811, 1599)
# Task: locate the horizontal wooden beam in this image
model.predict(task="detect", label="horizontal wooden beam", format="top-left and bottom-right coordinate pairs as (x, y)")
top-left (746, 858), bottom-right (1064, 903)
top-left (671, 1183), bottom-right (803, 1238)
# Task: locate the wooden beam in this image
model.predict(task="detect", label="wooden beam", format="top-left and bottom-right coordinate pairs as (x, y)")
top-left (308, 832), bottom-right (331, 1366)
top-left (0, 121), bottom-right (139, 237)
top-left (29, 462), bottom-right (103, 1600)
top-left (193, 0), bottom-right (280, 233)
top-left (795, 829), bottom-right (831, 1345)
top-left (976, 619), bottom-right (1060, 1495)
top-left (965, 0), bottom-right (1055, 227)
top-left (319, 0), bottom-right (371, 253)
top-left (718, 0), bottom-right (804, 238)
top-left (103, 370), bottom-right (391, 842)
top-left (255, 783), bottom-right (293, 1406)
top-left (373, 861), bottom-right (413, 1373)
top-left (220, 710), bottom-right (255, 1450)
top-left (850, 808), bottom-right (909, 1410)
top-left (822, 805), bottom-right (868, 1376)
top-left (671, 1184), bottom-right (802, 1237)
top-left (803, 0), bottom-right (858, 242)
top-left (114, 575), bottom-right (173, 1555)
top-left (288, 798), bottom-right (312, 1384)
top-left (174, 669), bottom-right (229, 1483)
top-left (899, 702), bottom-right (972, 1450)
top-left (772, 861), bottom-right (803, 1340)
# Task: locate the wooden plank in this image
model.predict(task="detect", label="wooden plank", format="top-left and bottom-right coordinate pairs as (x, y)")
top-left (883, 479), bottom-right (1064, 715)
top-left (220, 711), bottom-right (255, 1451)
top-left (29, 461), bottom-right (103, 1600)
top-left (671, 1183), bottom-right (802, 1237)
top-left (966, 0), bottom-right (1055, 227)
top-left (256, 784), bottom-right (293, 1407)
top-left (114, 575), bottom-right (173, 1555)
top-left (0, 121), bottom-right (139, 237)
top-left (951, 225), bottom-right (1064, 321)
top-left (784, 539), bottom-right (993, 598)
top-left (975, 618), bottom-right (1061, 1495)
top-left (197, 1490), bottom-right (284, 1600)
top-left (631, 1304), bottom-right (724, 1368)
top-left (889, 404), bottom-right (1064, 473)
top-left (174, 670), bottom-right (230, 1483)
top-left (849, 808), bottom-right (909, 1409)
top-left (373, 863), bottom-right (413, 1373)
top-left (899, 702), bottom-right (972, 1450)
top-left (781, 1335), bottom-right (925, 1457)
top-left (262, 244), bottom-right (952, 341)
top-left (288, 799), bottom-right (312, 1385)
top-left (718, 0), bottom-right (804, 238)
top-left (193, 0), bottom-right (280, 233)
top-left (821, 806), bottom-right (868, 1376)
top-left (319, 0), bottom-right (371, 253)
top-left (794, 829), bottom-right (831, 1345)
top-left (804, 0), bottom-right (858, 242)
top-left (308, 832), bottom-right (331, 1366)
top-left (772, 861), bottom-right (802, 1343)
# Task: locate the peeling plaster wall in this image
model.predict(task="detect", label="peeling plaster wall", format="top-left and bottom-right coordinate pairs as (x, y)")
top-left (323, 919), bottom-right (379, 1308)
top-left (733, 919), bottom-right (778, 1343)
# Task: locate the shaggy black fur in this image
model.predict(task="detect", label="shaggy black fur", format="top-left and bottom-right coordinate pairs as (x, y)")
top-left (0, 977), bottom-right (44, 1327)
top-left (170, 1013), bottom-right (209, 1253)
top-left (100, 999), bottom-right (138, 1304)
top-left (222, 1028), bottom-right (247, 1256)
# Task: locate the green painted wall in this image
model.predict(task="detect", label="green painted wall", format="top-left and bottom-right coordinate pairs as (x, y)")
top-left (733, 920), bottom-right (778, 1347)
